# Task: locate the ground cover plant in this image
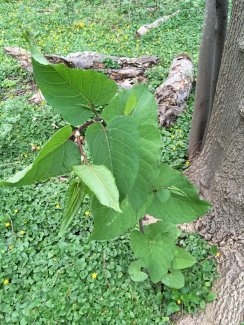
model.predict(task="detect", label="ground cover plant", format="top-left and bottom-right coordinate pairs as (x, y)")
top-left (0, 0), bottom-right (219, 323)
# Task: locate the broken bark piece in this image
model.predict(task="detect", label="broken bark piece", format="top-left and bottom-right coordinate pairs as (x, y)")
top-left (155, 54), bottom-right (194, 127)
top-left (136, 10), bottom-right (180, 38)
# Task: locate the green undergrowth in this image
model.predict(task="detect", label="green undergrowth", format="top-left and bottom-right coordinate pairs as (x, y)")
top-left (0, 0), bottom-right (219, 323)
top-left (0, 180), bottom-right (218, 324)
top-left (0, 96), bottom-right (218, 324)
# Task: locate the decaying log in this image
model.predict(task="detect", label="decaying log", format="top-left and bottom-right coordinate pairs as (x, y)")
top-left (136, 10), bottom-right (180, 38)
top-left (4, 46), bottom-right (159, 72)
top-left (4, 47), bottom-right (194, 124)
top-left (65, 51), bottom-right (160, 69)
top-left (4, 46), bottom-right (159, 91)
top-left (155, 54), bottom-right (194, 127)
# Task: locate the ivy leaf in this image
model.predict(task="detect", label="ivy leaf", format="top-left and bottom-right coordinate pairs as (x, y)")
top-left (172, 247), bottom-right (196, 270)
top-left (162, 270), bottom-right (185, 289)
top-left (73, 164), bottom-right (121, 212)
top-left (31, 46), bottom-right (117, 126)
top-left (102, 85), bottom-right (158, 126)
top-left (128, 260), bottom-right (148, 282)
top-left (59, 180), bottom-right (87, 236)
top-left (147, 164), bottom-right (211, 223)
top-left (130, 221), bottom-right (178, 283)
top-left (90, 197), bottom-right (139, 240)
top-left (0, 126), bottom-right (80, 187)
top-left (86, 116), bottom-right (140, 197)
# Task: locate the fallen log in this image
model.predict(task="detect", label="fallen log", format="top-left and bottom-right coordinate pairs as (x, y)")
top-left (155, 54), bottom-right (194, 127)
top-left (136, 10), bottom-right (180, 38)
top-left (4, 47), bottom-right (159, 72)
top-left (4, 47), bottom-right (159, 91)
top-left (4, 47), bottom-right (194, 125)
top-left (65, 51), bottom-right (160, 69)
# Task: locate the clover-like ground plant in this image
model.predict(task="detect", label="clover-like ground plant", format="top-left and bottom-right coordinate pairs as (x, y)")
top-left (0, 37), bottom-right (211, 289)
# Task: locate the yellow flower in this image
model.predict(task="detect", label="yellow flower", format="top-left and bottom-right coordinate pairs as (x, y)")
top-left (55, 204), bottom-right (61, 209)
top-left (177, 300), bottom-right (181, 304)
top-left (3, 279), bottom-right (9, 285)
top-left (14, 209), bottom-right (19, 214)
top-left (5, 222), bottom-right (11, 228)
top-left (91, 273), bottom-right (97, 279)
top-left (216, 252), bottom-right (221, 257)
top-left (185, 160), bottom-right (190, 166)
top-left (19, 230), bottom-right (25, 236)
top-left (84, 211), bottom-right (90, 217)
top-left (74, 21), bottom-right (85, 29)
top-left (9, 245), bottom-right (13, 251)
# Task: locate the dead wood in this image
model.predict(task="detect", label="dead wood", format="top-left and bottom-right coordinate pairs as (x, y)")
top-left (135, 10), bottom-right (180, 38)
top-left (4, 47), bottom-right (194, 123)
top-left (4, 46), bottom-right (160, 93)
top-left (65, 51), bottom-right (160, 69)
top-left (155, 54), bottom-right (194, 127)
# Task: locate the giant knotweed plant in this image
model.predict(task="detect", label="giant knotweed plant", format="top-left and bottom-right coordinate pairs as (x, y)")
top-left (0, 39), bottom-right (210, 288)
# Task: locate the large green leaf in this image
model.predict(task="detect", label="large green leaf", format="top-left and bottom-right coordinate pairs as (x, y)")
top-left (86, 116), bottom-right (140, 197)
top-left (102, 85), bottom-right (158, 126)
top-left (162, 270), bottom-right (185, 289)
top-left (0, 126), bottom-right (80, 187)
top-left (31, 47), bottom-right (118, 126)
top-left (130, 221), bottom-right (178, 283)
top-left (147, 164), bottom-right (211, 223)
top-left (172, 247), bottom-right (196, 270)
top-left (73, 164), bottom-right (121, 212)
top-left (90, 197), bottom-right (139, 240)
top-left (100, 86), bottom-right (161, 210)
top-left (128, 124), bottom-right (161, 212)
top-left (59, 180), bottom-right (87, 236)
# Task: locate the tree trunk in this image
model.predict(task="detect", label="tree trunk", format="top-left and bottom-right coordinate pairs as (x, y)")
top-left (203, 0), bottom-right (229, 147)
top-left (179, 1), bottom-right (244, 324)
top-left (188, 0), bottom-right (217, 158)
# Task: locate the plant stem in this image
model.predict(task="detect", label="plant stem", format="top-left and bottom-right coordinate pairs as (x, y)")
top-left (70, 117), bottom-right (106, 139)
top-left (76, 136), bottom-right (88, 164)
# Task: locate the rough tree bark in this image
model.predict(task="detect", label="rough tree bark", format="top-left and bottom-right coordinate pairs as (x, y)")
top-left (179, 1), bottom-right (244, 324)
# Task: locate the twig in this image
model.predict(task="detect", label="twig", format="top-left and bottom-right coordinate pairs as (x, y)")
top-left (70, 117), bottom-right (106, 139)
top-left (76, 135), bottom-right (88, 164)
